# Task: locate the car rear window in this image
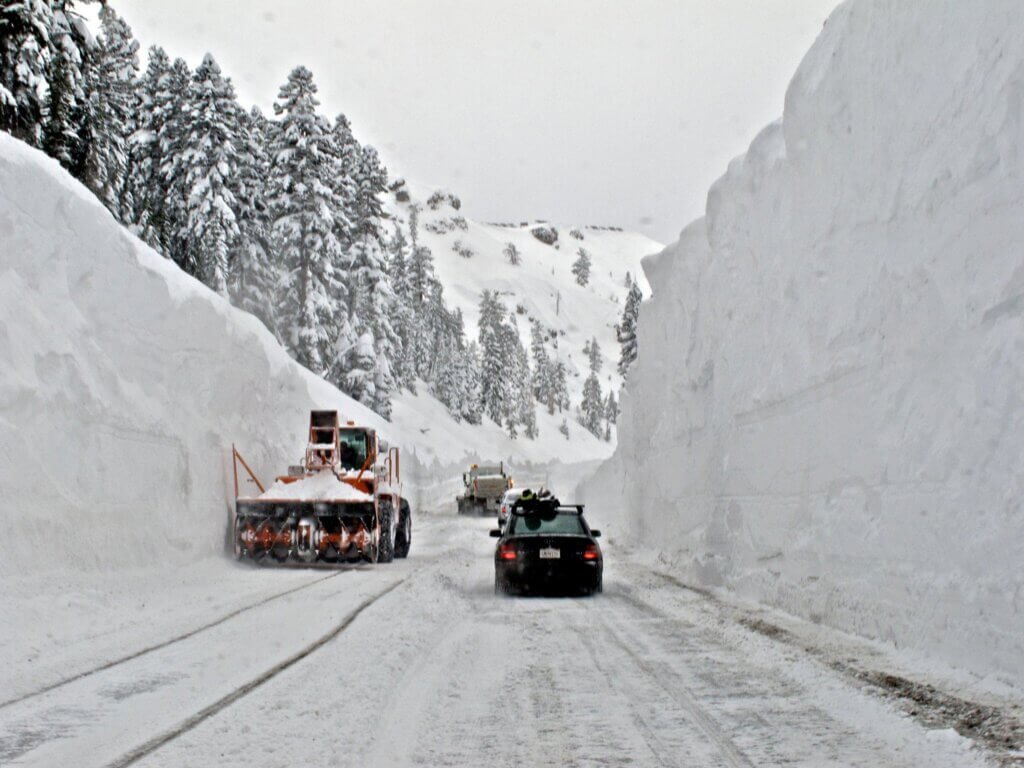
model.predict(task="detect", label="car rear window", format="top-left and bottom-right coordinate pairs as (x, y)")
top-left (509, 513), bottom-right (586, 536)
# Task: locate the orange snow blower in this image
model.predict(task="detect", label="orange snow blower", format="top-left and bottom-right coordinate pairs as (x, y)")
top-left (231, 410), bottom-right (412, 564)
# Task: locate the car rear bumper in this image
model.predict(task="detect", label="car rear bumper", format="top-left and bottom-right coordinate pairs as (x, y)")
top-left (496, 560), bottom-right (602, 594)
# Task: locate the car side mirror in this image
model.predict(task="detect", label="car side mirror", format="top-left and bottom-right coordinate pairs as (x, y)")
top-left (590, 530), bottom-right (601, 538)
top-left (489, 529), bottom-right (502, 538)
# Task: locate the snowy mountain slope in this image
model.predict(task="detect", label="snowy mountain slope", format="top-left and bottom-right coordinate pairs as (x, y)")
top-left (386, 180), bottom-right (660, 405)
top-left (0, 133), bottom-right (605, 582)
top-left (583, 0), bottom-right (1024, 686)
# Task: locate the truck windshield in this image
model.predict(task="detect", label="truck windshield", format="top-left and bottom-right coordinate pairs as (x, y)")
top-left (338, 429), bottom-right (369, 470)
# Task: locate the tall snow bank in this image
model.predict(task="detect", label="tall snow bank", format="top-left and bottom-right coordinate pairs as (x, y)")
top-left (0, 133), bottom-right (395, 581)
top-left (584, 0), bottom-right (1024, 686)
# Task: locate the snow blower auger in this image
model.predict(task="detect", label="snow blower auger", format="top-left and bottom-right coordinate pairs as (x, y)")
top-left (231, 410), bottom-right (412, 564)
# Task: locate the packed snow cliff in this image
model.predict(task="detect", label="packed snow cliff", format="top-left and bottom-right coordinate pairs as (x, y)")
top-left (584, 0), bottom-right (1024, 686)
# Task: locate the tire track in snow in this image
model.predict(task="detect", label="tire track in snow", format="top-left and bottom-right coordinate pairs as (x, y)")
top-left (591, 598), bottom-right (756, 768)
top-left (0, 570), bottom-right (346, 711)
top-left (103, 576), bottom-right (408, 768)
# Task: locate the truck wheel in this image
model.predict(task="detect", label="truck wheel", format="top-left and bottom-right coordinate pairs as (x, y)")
top-left (377, 500), bottom-right (395, 563)
top-left (232, 516), bottom-right (245, 560)
top-left (394, 499), bottom-right (412, 558)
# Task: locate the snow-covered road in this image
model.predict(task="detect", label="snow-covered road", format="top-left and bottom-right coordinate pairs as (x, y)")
top-left (0, 515), bottom-right (994, 767)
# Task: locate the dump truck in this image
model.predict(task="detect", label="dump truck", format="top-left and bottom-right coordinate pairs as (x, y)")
top-left (457, 463), bottom-right (512, 516)
top-left (231, 410), bottom-right (412, 563)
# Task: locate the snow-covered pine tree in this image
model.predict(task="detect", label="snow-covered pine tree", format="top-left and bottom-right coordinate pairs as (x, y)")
top-left (267, 66), bottom-right (345, 375)
top-left (327, 113), bottom-right (357, 250)
top-left (385, 224), bottom-right (418, 392)
top-left (40, 41), bottom-right (73, 162)
top-left (0, 0), bottom-right (52, 145)
top-left (79, 3), bottom-right (138, 220)
top-left (229, 105), bottom-right (276, 331)
top-left (352, 143), bottom-right (387, 242)
top-left (529, 318), bottom-right (550, 405)
top-left (583, 335), bottom-right (603, 374)
top-left (617, 279), bottom-right (642, 378)
top-left (503, 241), bottom-right (521, 266)
top-left (551, 359), bottom-right (570, 413)
top-left (47, 0), bottom-right (95, 179)
top-left (580, 372), bottom-right (604, 438)
top-left (605, 389), bottom-right (619, 424)
top-left (173, 53), bottom-right (242, 295)
top-left (513, 328), bottom-right (537, 439)
top-left (125, 45), bottom-right (171, 245)
top-left (408, 242), bottom-right (437, 377)
top-left (459, 341), bottom-right (483, 424)
top-left (478, 290), bottom-right (510, 426)
top-left (579, 337), bottom-right (604, 437)
top-left (572, 247), bottom-right (592, 286)
top-left (342, 235), bottom-right (399, 416)
top-left (154, 57), bottom-right (193, 269)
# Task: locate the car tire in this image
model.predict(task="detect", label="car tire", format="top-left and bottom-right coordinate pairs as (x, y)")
top-left (495, 574), bottom-right (511, 596)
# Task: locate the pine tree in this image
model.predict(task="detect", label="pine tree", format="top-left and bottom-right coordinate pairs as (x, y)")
top-left (579, 337), bottom-right (604, 437)
top-left (529, 318), bottom-right (551, 405)
top-left (478, 290), bottom-right (509, 425)
top-left (514, 332), bottom-right (537, 439)
top-left (267, 66), bottom-right (345, 375)
top-left (559, 418), bottom-right (569, 440)
top-left (583, 336), bottom-right (603, 374)
top-left (1, 0), bottom-right (52, 145)
top-left (459, 342), bottom-right (483, 424)
top-left (79, 3), bottom-right (138, 219)
top-left (352, 143), bottom-right (387, 242)
top-left (580, 372), bottom-right (604, 438)
top-left (572, 247), bottom-right (592, 286)
top-left (229, 105), bottom-right (276, 331)
top-left (386, 224), bottom-right (417, 391)
top-left (155, 57), bottom-right (193, 269)
top-left (343, 235), bottom-right (399, 415)
top-left (551, 359), bottom-right (570, 413)
top-left (327, 113), bottom-right (357, 250)
top-left (605, 389), bottom-right (619, 424)
top-left (48, 0), bottom-right (95, 180)
top-left (503, 241), bottom-right (521, 266)
top-left (617, 280), bottom-right (642, 378)
top-left (41, 44), bottom-right (73, 163)
top-left (173, 53), bottom-right (243, 295)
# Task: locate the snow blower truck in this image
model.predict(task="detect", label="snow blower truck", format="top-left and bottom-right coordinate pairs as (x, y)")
top-left (231, 410), bottom-right (412, 564)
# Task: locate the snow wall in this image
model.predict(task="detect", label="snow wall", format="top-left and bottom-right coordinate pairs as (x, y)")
top-left (0, 133), bottom-right (399, 581)
top-left (583, 0), bottom-right (1024, 686)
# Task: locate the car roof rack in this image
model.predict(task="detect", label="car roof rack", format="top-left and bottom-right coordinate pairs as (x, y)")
top-left (511, 499), bottom-right (584, 515)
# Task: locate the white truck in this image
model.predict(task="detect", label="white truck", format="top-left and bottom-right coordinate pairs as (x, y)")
top-left (457, 463), bottom-right (511, 516)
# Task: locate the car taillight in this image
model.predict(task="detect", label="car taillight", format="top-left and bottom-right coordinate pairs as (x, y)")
top-left (499, 544), bottom-right (517, 560)
top-left (583, 544), bottom-right (600, 561)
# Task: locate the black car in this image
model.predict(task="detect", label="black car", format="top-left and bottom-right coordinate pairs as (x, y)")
top-left (491, 500), bottom-right (603, 596)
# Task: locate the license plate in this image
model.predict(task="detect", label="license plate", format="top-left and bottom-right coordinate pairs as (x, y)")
top-left (539, 548), bottom-right (560, 559)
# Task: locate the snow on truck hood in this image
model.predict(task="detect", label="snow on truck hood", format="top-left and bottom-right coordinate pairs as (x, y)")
top-left (251, 472), bottom-right (374, 503)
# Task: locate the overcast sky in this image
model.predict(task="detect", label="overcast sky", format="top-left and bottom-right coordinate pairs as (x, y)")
top-left (102, 0), bottom-right (837, 245)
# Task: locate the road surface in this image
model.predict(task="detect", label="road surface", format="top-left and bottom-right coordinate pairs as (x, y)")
top-left (0, 514), bottom-right (991, 767)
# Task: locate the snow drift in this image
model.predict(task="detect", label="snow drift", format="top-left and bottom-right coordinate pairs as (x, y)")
top-left (0, 132), bottom-right (390, 582)
top-left (584, 0), bottom-right (1024, 686)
